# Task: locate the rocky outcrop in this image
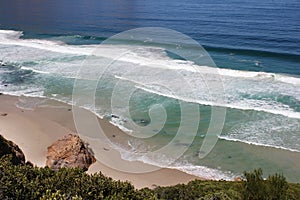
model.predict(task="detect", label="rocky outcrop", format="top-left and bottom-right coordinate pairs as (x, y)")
top-left (46, 134), bottom-right (96, 171)
top-left (0, 134), bottom-right (25, 165)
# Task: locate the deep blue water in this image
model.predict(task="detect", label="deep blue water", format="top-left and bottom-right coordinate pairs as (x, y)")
top-left (0, 0), bottom-right (300, 181)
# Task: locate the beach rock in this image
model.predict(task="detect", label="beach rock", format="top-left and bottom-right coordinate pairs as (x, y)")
top-left (0, 134), bottom-right (26, 165)
top-left (46, 134), bottom-right (96, 171)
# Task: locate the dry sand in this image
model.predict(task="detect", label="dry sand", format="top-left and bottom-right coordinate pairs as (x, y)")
top-left (0, 94), bottom-right (200, 189)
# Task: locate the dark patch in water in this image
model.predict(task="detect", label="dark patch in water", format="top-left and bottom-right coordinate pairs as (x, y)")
top-left (111, 114), bottom-right (119, 119)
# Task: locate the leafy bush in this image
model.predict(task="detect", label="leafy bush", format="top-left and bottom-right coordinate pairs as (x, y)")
top-left (0, 155), bottom-right (141, 200)
top-left (243, 168), bottom-right (290, 200)
top-left (243, 168), bottom-right (266, 200)
top-left (267, 173), bottom-right (288, 200)
top-left (153, 180), bottom-right (242, 200)
top-left (1, 155), bottom-right (300, 200)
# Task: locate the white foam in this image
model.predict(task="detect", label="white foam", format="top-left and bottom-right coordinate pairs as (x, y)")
top-left (15, 95), bottom-right (47, 110)
top-left (20, 66), bottom-right (50, 74)
top-left (0, 29), bottom-right (98, 56)
top-left (170, 165), bottom-right (235, 180)
top-left (0, 85), bottom-right (44, 97)
top-left (218, 68), bottom-right (300, 85)
top-left (1, 29), bottom-right (300, 86)
top-left (110, 118), bottom-right (133, 134)
top-left (115, 141), bottom-right (235, 180)
top-left (219, 136), bottom-right (300, 153)
top-left (0, 30), bottom-right (23, 40)
top-left (114, 76), bottom-right (300, 119)
top-left (220, 115), bottom-right (300, 152)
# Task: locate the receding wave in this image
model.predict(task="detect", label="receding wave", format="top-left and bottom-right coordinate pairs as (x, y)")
top-left (115, 75), bottom-right (300, 119)
top-left (115, 139), bottom-right (235, 180)
top-left (219, 136), bottom-right (300, 153)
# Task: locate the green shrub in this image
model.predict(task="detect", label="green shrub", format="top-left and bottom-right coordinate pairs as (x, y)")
top-left (266, 173), bottom-right (288, 200)
top-left (243, 168), bottom-right (289, 200)
top-left (286, 183), bottom-right (300, 200)
top-left (1, 155), bottom-right (300, 200)
top-left (0, 155), bottom-right (141, 200)
top-left (243, 168), bottom-right (266, 200)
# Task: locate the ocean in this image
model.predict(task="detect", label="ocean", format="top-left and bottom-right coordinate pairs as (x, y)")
top-left (0, 0), bottom-right (299, 181)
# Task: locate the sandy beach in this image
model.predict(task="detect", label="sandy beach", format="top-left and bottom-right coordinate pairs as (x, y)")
top-left (0, 94), bottom-right (200, 189)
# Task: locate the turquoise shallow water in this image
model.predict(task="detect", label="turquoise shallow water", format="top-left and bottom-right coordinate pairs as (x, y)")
top-left (0, 0), bottom-right (299, 181)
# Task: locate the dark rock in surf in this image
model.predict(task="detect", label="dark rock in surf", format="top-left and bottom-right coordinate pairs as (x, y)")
top-left (135, 119), bottom-right (149, 125)
top-left (111, 114), bottom-right (119, 119)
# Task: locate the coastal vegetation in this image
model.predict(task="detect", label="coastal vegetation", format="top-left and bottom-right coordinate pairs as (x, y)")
top-left (1, 155), bottom-right (300, 200)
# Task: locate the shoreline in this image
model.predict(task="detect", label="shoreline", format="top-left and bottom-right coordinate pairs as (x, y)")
top-left (0, 94), bottom-right (201, 189)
